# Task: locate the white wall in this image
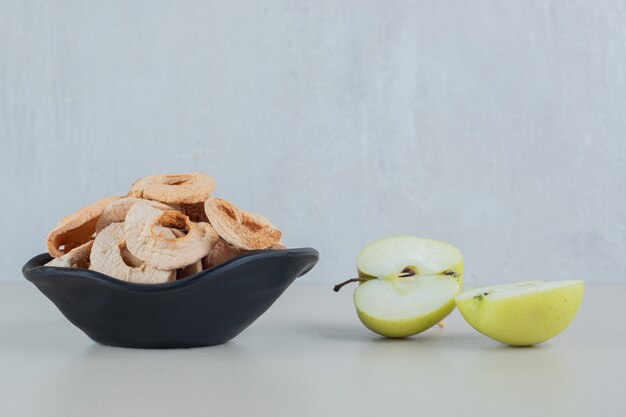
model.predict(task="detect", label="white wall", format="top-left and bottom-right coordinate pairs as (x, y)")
top-left (2, 0), bottom-right (625, 284)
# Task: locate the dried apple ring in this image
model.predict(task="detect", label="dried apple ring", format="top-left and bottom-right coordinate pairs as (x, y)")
top-left (47, 196), bottom-right (122, 257)
top-left (124, 203), bottom-right (219, 270)
top-left (89, 223), bottom-right (175, 284)
top-left (204, 198), bottom-right (281, 250)
top-left (45, 240), bottom-right (93, 269)
top-left (129, 173), bottom-right (215, 204)
top-left (244, 213), bottom-right (286, 250)
top-left (95, 197), bottom-right (177, 233)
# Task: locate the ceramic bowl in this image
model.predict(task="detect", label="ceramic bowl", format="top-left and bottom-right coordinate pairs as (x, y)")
top-left (22, 248), bottom-right (319, 348)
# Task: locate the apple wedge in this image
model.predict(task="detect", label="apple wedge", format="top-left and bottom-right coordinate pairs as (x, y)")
top-left (335, 236), bottom-right (463, 338)
top-left (455, 280), bottom-right (584, 346)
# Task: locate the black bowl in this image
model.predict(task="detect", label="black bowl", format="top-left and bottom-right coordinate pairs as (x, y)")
top-left (22, 248), bottom-right (319, 348)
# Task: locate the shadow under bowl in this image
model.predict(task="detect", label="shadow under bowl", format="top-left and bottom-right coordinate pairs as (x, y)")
top-left (22, 248), bottom-right (319, 348)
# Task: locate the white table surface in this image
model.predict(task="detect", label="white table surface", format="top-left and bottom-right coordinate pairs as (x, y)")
top-left (1, 282), bottom-right (622, 417)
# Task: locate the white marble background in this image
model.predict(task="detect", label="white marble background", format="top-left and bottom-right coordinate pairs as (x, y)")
top-left (2, 0), bottom-right (625, 283)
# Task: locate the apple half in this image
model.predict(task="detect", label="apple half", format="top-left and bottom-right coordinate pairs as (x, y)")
top-left (455, 280), bottom-right (584, 346)
top-left (335, 236), bottom-right (464, 338)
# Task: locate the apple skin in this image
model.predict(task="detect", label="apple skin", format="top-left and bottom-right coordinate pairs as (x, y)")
top-left (355, 290), bottom-right (456, 338)
top-left (455, 281), bottom-right (584, 346)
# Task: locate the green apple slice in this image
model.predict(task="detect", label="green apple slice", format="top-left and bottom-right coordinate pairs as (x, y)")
top-left (357, 236), bottom-right (464, 279)
top-left (354, 275), bottom-right (461, 338)
top-left (336, 236), bottom-right (463, 338)
top-left (455, 280), bottom-right (584, 346)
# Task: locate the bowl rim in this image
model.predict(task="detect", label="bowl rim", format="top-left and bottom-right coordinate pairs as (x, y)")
top-left (23, 247), bottom-right (319, 293)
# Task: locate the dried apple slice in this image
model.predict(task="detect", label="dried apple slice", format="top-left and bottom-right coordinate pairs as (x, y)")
top-left (204, 198), bottom-right (281, 250)
top-left (124, 202), bottom-right (219, 270)
top-left (89, 223), bottom-right (175, 284)
top-left (129, 173), bottom-right (215, 204)
top-left (45, 240), bottom-right (93, 269)
top-left (46, 195), bottom-right (122, 257)
top-left (95, 197), bottom-right (177, 233)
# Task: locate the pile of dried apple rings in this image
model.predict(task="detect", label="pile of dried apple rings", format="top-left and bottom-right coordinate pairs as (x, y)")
top-left (45, 173), bottom-right (284, 284)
